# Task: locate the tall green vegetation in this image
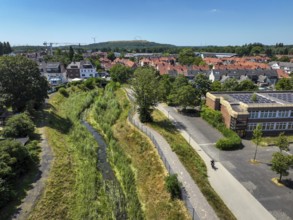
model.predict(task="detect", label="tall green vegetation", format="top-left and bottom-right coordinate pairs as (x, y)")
top-left (132, 67), bottom-right (160, 122)
top-left (92, 85), bottom-right (144, 219)
top-left (28, 88), bottom-right (114, 220)
top-left (2, 113), bottom-right (35, 138)
top-left (0, 139), bottom-right (38, 210)
top-left (271, 133), bottom-right (293, 182)
top-left (0, 42), bottom-right (12, 56)
top-left (0, 56), bottom-right (49, 112)
top-left (110, 64), bottom-right (133, 83)
top-left (201, 106), bottom-right (242, 150)
top-left (178, 48), bottom-right (204, 66)
top-left (165, 174), bottom-right (181, 200)
top-left (271, 153), bottom-right (293, 182)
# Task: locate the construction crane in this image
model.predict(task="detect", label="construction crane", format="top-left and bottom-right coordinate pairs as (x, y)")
top-left (43, 41), bottom-right (85, 55)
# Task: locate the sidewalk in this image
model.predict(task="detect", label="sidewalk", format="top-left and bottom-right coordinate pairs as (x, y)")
top-left (157, 104), bottom-right (276, 220)
top-left (130, 113), bottom-right (218, 220)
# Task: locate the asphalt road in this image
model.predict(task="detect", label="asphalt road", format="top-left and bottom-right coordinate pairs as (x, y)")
top-left (162, 105), bottom-right (293, 220)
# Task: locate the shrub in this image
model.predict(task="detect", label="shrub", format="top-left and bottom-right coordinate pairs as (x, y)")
top-left (165, 174), bottom-right (181, 200)
top-left (84, 78), bottom-right (95, 90)
top-left (58, 88), bottom-right (69, 97)
top-left (3, 113), bottom-right (35, 138)
top-left (201, 106), bottom-right (242, 150)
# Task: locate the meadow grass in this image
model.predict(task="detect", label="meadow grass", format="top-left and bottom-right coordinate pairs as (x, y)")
top-left (28, 89), bottom-right (113, 220)
top-left (87, 88), bottom-right (190, 220)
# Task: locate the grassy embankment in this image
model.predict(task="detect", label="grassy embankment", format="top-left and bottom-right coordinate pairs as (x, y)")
top-left (87, 87), bottom-right (190, 220)
top-left (28, 88), bottom-right (113, 220)
top-left (148, 110), bottom-right (237, 220)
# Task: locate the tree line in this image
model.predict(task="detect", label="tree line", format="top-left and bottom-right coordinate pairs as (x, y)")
top-left (0, 41), bottom-right (12, 56)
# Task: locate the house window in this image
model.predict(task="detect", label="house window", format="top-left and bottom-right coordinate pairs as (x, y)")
top-left (278, 110), bottom-right (289, 118)
top-left (268, 111), bottom-right (276, 118)
top-left (82, 74), bottom-right (85, 77)
top-left (247, 123), bottom-right (257, 131)
top-left (287, 122), bottom-right (293, 130)
top-left (249, 111), bottom-right (258, 119)
top-left (262, 122), bottom-right (274, 130)
top-left (275, 122), bottom-right (286, 130)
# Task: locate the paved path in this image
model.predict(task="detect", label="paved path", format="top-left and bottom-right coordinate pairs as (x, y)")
top-left (130, 113), bottom-right (218, 220)
top-left (12, 109), bottom-right (53, 220)
top-left (157, 104), bottom-right (276, 220)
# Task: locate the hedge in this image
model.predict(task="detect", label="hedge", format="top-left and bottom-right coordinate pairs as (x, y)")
top-left (201, 106), bottom-right (242, 150)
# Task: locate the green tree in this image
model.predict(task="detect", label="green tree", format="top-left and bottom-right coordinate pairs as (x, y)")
top-left (73, 53), bottom-right (83, 62)
top-left (238, 80), bottom-right (258, 91)
top-left (211, 81), bottom-right (222, 91)
top-left (165, 174), bottom-right (181, 200)
top-left (252, 124), bottom-right (262, 162)
top-left (222, 78), bottom-right (239, 91)
top-left (3, 113), bottom-right (35, 138)
top-left (107, 51), bottom-right (116, 61)
top-left (167, 75), bottom-right (189, 105)
top-left (275, 132), bottom-right (289, 153)
top-left (0, 139), bottom-right (35, 208)
top-left (174, 85), bottom-right (197, 110)
top-left (275, 78), bottom-right (293, 90)
top-left (178, 48), bottom-right (196, 65)
top-left (110, 64), bottom-right (133, 83)
top-left (271, 152), bottom-right (293, 182)
top-left (0, 56), bottom-right (49, 112)
top-left (0, 42), bottom-right (3, 56)
top-left (69, 46), bottom-right (74, 61)
top-left (194, 73), bottom-right (211, 97)
top-left (158, 75), bottom-right (172, 102)
top-left (132, 67), bottom-right (159, 122)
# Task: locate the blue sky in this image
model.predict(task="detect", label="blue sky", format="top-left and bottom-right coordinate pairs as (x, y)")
top-left (0, 0), bottom-right (292, 46)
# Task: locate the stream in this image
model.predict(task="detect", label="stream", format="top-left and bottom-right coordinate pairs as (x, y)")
top-left (82, 121), bottom-right (127, 220)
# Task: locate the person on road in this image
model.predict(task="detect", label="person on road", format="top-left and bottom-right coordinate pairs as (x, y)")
top-left (211, 159), bottom-right (215, 168)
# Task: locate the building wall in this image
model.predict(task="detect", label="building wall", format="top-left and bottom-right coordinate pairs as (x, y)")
top-left (67, 69), bottom-right (80, 79)
top-left (220, 105), bottom-right (231, 128)
top-left (206, 96), bottom-right (216, 109)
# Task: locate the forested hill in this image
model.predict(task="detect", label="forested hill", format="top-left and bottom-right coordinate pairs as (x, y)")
top-left (82, 40), bottom-right (176, 50)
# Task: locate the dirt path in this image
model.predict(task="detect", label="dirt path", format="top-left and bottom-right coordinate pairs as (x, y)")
top-left (11, 106), bottom-right (53, 220)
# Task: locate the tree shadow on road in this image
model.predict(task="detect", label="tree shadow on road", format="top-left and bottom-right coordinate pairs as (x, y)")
top-left (281, 179), bottom-right (293, 190)
top-left (179, 109), bottom-right (201, 117)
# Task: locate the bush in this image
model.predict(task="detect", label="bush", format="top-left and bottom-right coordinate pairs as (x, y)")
top-left (0, 139), bottom-right (34, 209)
top-left (2, 113), bottom-right (35, 138)
top-left (201, 106), bottom-right (242, 150)
top-left (58, 88), bottom-right (69, 97)
top-left (165, 174), bottom-right (181, 200)
top-left (83, 78), bottom-right (95, 90)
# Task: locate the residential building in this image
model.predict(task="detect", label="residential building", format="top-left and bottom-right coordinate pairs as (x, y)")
top-left (39, 62), bottom-right (67, 85)
top-left (206, 91), bottom-right (293, 137)
top-left (67, 62), bottom-right (81, 79)
top-left (80, 61), bottom-right (97, 79)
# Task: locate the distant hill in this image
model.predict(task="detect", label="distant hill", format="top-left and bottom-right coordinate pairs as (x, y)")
top-left (83, 40), bottom-right (176, 50)
top-left (12, 40), bottom-right (177, 52)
